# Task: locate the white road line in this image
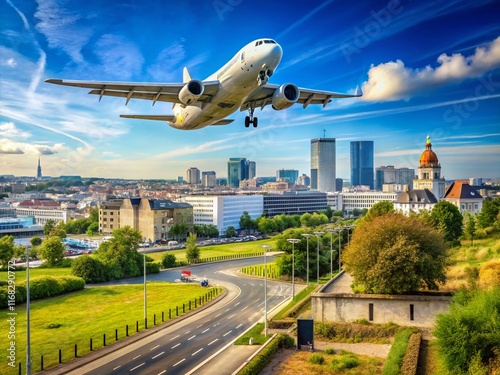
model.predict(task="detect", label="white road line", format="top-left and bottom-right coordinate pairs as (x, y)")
top-left (173, 358), bottom-right (185, 367)
top-left (208, 338), bottom-right (218, 346)
top-left (202, 328), bottom-right (210, 333)
top-left (227, 314), bottom-right (236, 319)
top-left (170, 334), bottom-right (180, 341)
top-left (157, 371), bottom-right (166, 375)
top-left (188, 335), bottom-right (196, 340)
top-left (197, 324), bottom-right (203, 328)
top-left (236, 324), bottom-right (243, 329)
top-left (185, 330), bottom-right (191, 335)
top-left (225, 308), bottom-right (230, 312)
top-left (132, 355), bottom-right (141, 360)
top-left (171, 343), bottom-right (180, 349)
top-left (113, 365), bottom-right (121, 370)
top-left (129, 362), bottom-right (145, 371)
top-left (192, 348), bottom-right (203, 356)
top-left (250, 312), bottom-right (259, 319)
top-left (223, 330), bottom-right (232, 337)
top-left (152, 351), bottom-right (164, 360)
top-left (150, 345), bottom-right (159, 351)
top-left (213, 322), bottom-right (220, 327)
top-left (234, 302), bottom-right (240, 306)
top-left (241, 306), bottom-right (248, 311)
top-left (215, 313), bottom-right (221, 318)
top-left (255, 298), bottom-right (261, 302)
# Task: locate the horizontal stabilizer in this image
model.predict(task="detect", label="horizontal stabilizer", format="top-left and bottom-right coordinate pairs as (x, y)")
top-left (210, 119), bottom-right (234, 126)
top-left (354, 85), bottom-right (363, 97)
top-left (120, 115), bottom-right (175, 122)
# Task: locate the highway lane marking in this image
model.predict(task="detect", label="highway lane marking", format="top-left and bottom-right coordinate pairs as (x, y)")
top-left (185, 330), bottom-right (191, 335)
top-left (227, 314), bottom-right (236, 319)
top-left (215, 313), bottom-right (221, 318)
top-left (208, 338), bottom-right (218, 346)
top-left (132, 355), bottom-right (141, 360)
top-left (150, 345), bottom-right (160, 351)
top-left (236, 324), bottom-right (243, 329)
top-left (250, 312), bottom-right (259, 319)
top-left (170, 334), bottom-right (180, 341)
top-left (255, 298), bottom-right (261, 302)
top-left (173, 358), bottom-right (185, 367)
top-left (213, 322), bottom-right (220, 327)
top-left (234, 302), bottom-right (240, 306)
top-left (113, 365), bottom-right (121, 370)
top-left (171, 343), bottom-right (180, 349)
top-left (188, 335), bottom-right (196, 340)
top-left (130, 362), bottom-right (145, 371)
top-left (223, 330), bottom-right (232, 337)
top-left (152, 351), bottom-right (164, 360)
top-left (197, 324), bottom-right (203, 328)
top-left (192, 348), bottom-right (203, 356)
top-left (202, 328), bottom-right (210, 333)
top-left (225, 308), bottom-right (231, 312)
top-left (157, 371), bottom-right (166, 375)
top-left (249, 283), bottom-right (255, 286)
top-left (241, 306), bottom-right (248, 311)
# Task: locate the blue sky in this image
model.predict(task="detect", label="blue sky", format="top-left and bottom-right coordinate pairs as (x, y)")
top-left (1, 0), bottom-right (499, 181)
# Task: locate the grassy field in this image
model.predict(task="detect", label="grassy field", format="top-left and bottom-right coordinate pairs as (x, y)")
top-left (1, 267), bottom-right (73, 284)
top-left (0, 283), bottom-right (220, 373)
top-left (147, 237), bottom-right (275, 263)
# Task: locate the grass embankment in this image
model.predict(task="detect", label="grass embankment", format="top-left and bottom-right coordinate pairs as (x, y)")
top-left (4, 267), bottom-right (73, 284)
top-left (234, 322), bottom-right (272, 345)
top-left (272, 285), bottom-right (316, 321)
top-left (0, 283), bottom-right (220, 373)
top-left (147, 238), bottom-right (274, 263)
top-left (241, 262), bottom-right (281, 279)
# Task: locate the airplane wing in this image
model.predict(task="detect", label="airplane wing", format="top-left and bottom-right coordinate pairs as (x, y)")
top-left (120, 115), bottom-right (234, 126)
top-left (240, 84), bottom-right (362, 111)
top-left (45, 79), bottom-right (220, 106)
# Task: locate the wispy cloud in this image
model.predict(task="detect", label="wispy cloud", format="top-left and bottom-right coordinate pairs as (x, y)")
top-left (94, 34), bottom-right (144, 80)
top-left (361, 36), bottom-right (500, 101)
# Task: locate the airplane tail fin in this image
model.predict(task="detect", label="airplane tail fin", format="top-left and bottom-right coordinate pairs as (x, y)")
top-left (183, 67), bottom-right (191, 83)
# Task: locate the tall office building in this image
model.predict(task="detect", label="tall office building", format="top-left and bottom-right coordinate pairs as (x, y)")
top-left (311, 138), bottom-right (336, 192)
top-left (36, 157), bottom-right (42, 180)
top-left (228, 158), bottom-right (256, 188)
top-left (247, 161), bottom-right (256, 179)
top-left (202, 171), bottom-right (217, 187)
top-left (186, 167), bottom-right (200, 184)
top-left (375, 165), bottom-right (415, 190)
top-left (350, 141), bottom-right (374, 189)
top-left (276, 169), bottom-right (299, 183)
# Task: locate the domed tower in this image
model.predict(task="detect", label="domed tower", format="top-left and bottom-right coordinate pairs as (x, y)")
top-left (413, 136), bottom-right (446, 199)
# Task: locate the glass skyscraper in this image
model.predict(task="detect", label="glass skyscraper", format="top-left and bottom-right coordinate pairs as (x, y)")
top-left (310, 138), bottom-right (336, 192)
top-left (350, 141), bottom-right (374, 189)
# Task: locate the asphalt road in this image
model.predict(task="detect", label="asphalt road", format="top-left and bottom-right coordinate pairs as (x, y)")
top-left (70, 256), bottom-right (292, 375)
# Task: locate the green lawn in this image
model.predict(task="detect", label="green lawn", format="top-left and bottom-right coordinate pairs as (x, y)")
top-left (0, 283), bottom-right (220, 373)
top-left (147, 238), bottom-right (275, 263)
top-left (2, 267), bottom-right (73, 284)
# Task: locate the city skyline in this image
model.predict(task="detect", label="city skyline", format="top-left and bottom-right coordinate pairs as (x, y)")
top-left (1, 1), bottom-right (499, 180)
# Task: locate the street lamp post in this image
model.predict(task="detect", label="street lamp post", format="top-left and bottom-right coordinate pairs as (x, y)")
top-left (302, 234), bottom-right (313, 286)
top-left (337, 229), bottom-right (342, 273)
top-left (26, 247), bottom-right (31, 375)
top-left (287, 239), bottom-right (300, 297)
top-left (143, 250), bottom-right (147, 328)
top-left (313, 232), bottom-right (324, 284)
top-left (326, 229), bottom-right (336, 278)
top-left (261, 245), bottom-right (272, 336)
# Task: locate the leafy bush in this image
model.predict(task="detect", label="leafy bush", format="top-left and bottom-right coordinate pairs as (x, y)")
top-left (161, 253), bottom-right (176, 268)
top-left (331, 351), bottom-right (360, 370)
top-left (325, 348), bottom-right (335, 355)
top-left (58, 276), bottom-right (85, 292)
top-left (145, 262), bottom-right (160, 274)
top-left (401, 333), bottom-right (421, 375)
top-left (28, 276), bottom-right (65, 300)
top-left (71, 255), bottom-right (107, 283)
top-left (434, 287), bottom-right (500, 374)
top-left (310, 354), bottom-right (324, 364)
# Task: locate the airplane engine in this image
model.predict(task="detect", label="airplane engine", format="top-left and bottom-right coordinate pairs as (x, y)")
top-left (272, 83), bottom-right (300, 110)
top-left (178, 80), bottom-right (204, 105)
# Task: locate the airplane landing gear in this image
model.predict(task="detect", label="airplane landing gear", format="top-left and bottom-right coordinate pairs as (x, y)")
top-left (245, 107), bottom-right (258, 128)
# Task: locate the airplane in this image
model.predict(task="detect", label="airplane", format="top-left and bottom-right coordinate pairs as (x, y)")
top-left (45, 38), bottom-right (362, 131)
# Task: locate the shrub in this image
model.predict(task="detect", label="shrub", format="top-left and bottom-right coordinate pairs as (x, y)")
top-left (238, 334), bottom-right (294, 375)
top-left (478, 260), bottom-right (500, 289)
top-left (28, 276), bottom-right (65, 300)
top-left (310, 354), bottom-right (325, 365)
top-left (145, 262), bottom-right (160, 274)
top-left (331, 352), bottom-right (360, 370)
top-left (325, 348), bottom-right (335, 355)
top-left (58, 276), bottom-right (85, 292)
top-left (71, 255), bottom-right (107, 283)
top-left (382, 329), bottom-right (417, 375)
top-left (161, 253), bottom-right (177, 268)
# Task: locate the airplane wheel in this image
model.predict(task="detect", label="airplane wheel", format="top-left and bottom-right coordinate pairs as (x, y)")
top-left (245, 116), bottom-right (250, 127)
top-left (253, 118), bottom-right (258, 128)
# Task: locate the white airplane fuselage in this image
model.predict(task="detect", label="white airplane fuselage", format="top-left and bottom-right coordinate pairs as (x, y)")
top-left (169, 40), bottom-right (282, 130)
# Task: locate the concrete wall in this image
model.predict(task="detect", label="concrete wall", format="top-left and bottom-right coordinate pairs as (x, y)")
top-left (311, 292), bottom-right (451, 327)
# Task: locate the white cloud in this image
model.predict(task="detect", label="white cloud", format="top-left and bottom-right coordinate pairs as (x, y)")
top-left (6, 58), bottom-right (16, 67)
top-left (147, 41), bottom-right (186, 81)
top-left (362, 36), bottom-right (500, 101)
top-left (0, 138), bottom-right (67, 155)
top-left (94, 34), bottom-right (144, 80)
top-left (0, 122), bottom-right (31, 138)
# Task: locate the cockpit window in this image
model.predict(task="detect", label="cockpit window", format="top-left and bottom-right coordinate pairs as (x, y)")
top-left (256, 39), bottom-right (276, 46)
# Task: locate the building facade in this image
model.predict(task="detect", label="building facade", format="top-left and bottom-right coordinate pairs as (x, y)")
top-left (202, 171), bottom-right (217, 187)
top-left (99, 200), bottom-right (122, 235)
top-left (394, 189), bottom-right (438, 215)
top-left (340, 191), bottom-right (397, 212)
top-left (413, 136), bottom-right (446, 199)
top-left (311, 138), bottom-right (336, 192)
top-left (276, 169), bottom-right (299, 183)
top-left (227, 158), bottom-right (255, 188)
top-left (350, 141), bottom-right (374, 189)
top-left (264, 191), bottom-right (327, 216)
top-left (375, 165), bottom-right (415, 190)
top-left (443, 180), bottom-right (483, 215)
top-left (186, 167), bottom-right (201, 185)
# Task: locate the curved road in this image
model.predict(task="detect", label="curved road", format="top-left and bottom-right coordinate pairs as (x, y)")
top-left (67, 256), bottom-right (292, 375)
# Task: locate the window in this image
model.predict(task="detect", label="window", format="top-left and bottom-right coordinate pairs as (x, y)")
top-left (368, 303), bottom-right (374, 321)
top-left (410, 304), bottom-right (414, 321)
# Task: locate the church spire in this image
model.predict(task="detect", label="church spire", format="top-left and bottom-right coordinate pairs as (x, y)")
top-left (37, 157), bottom-right (42, 179)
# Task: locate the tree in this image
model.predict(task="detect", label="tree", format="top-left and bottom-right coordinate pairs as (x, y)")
top-left (430, 201), bottom-right (463, 245)
top-left (0, 235), bottom-right (15, 267)
top-left (363, 201), bottom-right (394, 222)
top-left (71, 255), bottom-right (106, 283)
top-left (185, 233), bottom-right (200, 264)
top-left (239, 211), bottom-right (255, 233)
top-left (464, 213), bottom-right (476, 246)
top-left (478, 197), bottom-right (500, 229)
top-left (43, 219), bottom-right (56, 236)
top-left (225, 226), bottom-right (236, 238)
top-left (38, 236), bottom-right (66, 266)
top-left (435, 287), bottom-right (500, 374)
top-left (86, 222), bottom-right (99, 236)
top-left (30, 236), bottom-right (42, 247)
top-left (169, 223), bottom-right (189, 240)
top-left (258, 217), bottom-right (277, 234)
top-left (342, 213), bottom-right (446, 294)
top-left (88, 207), bottom-right (99, 223)
top-left (161, 253), bottom-right (177, 268)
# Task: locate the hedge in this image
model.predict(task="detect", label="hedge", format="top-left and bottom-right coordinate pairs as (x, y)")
top-left (237, 334), bottom-right (294, 375)
top-left (401, 332), bottom-right (422, 375)
top-left (382, 329), bottom-right (418, 375)
top-left (0, 276), bottom-right (85, 308)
